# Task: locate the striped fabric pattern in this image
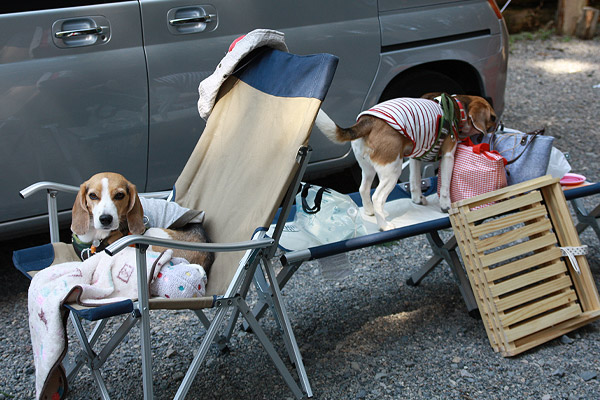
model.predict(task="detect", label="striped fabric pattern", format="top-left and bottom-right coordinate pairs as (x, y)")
top-left (358, 98), bottom-right (443, 161)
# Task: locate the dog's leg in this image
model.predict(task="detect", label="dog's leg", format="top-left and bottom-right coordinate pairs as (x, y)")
top-left (438, 143), bottom-right (458, 212)
top-left (372, 160), bottom-right (403, 231)
top-left (352, 140), bottom-right (376, 216)
top-left (409, 158), bottom-right (427, 205)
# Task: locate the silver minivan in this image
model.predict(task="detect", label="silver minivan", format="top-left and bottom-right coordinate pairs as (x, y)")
top-left (0, 0), bottom-right (508, 239)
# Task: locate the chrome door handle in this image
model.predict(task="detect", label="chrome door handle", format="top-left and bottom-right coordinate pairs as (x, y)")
top-left (55, 26), bottom-right (108, 38)
top-left (169, 14), bottom-right (215, 25)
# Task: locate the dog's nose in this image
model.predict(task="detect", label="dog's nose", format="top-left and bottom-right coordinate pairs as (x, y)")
top-left (99, 214), bottom-right (113, 226)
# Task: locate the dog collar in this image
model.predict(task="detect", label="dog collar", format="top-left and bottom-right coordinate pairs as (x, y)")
top-left (454, 98), bottom-right (467, 128)
top-left (72, 233), bottom-right (100, 260)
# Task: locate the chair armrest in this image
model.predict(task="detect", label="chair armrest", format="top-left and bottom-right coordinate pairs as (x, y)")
top-left (105, 234), bottom-right (274, 256)
top-left (20, 181), bottom-right (171, 199)
top-left (20, 181), bottom-right (79, 199)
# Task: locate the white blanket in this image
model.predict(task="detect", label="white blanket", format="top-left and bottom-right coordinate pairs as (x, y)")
top-left (197, 28), bottom-right (288, 120)
top-left (28, 248), bottom-right (174, 399)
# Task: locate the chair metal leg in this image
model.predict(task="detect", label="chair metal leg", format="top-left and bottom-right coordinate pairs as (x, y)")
top-left (134, 246), bottom-right (154, 400)
top-left (70, 314), bottom-right (111, 400)
top-left (236, 297), bottom-right (306, 400)
top-left (247, 259), bottom-right (303, 328)
top-left (174, 306), bottom-right (231, 400)
top-left (262, 256), bottom-right (312, 397)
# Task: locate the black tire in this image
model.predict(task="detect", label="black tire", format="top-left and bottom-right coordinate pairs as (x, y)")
top-left (379, 70), bottom-right (465, 102)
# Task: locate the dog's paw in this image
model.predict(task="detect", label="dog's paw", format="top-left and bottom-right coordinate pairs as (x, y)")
top-left (411, 195), bottom-right (428, 206)
top-left (380, 222), bottom-right (395, 231)
top-left (362, 205), bottom-right (375, 216)
top-left (439, 197), bottom-right (451, 213)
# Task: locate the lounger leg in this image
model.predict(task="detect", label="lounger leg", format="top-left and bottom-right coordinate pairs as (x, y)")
top-left (409, 232), bottom-right (478, 316)
top-left (571, 198), bottom-right (600, 240)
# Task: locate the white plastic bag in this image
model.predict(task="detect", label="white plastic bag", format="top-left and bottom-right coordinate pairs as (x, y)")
top-left (546, 147), bottom-right (571, 179)
top-left (294, 183), bottom-right (366, 245)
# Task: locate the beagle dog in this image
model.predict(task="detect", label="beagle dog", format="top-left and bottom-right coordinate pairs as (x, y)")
top-left (71, 172), bottom-right (213, 272)
top-left (315, 93), bottom-right (497, 231)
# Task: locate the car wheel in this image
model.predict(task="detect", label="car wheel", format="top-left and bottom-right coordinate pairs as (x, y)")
top-left (379, 70), bottom-right (466, 102)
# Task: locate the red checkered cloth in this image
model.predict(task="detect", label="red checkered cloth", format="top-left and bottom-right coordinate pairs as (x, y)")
top-left (438, 138), bottom-right (507, 206)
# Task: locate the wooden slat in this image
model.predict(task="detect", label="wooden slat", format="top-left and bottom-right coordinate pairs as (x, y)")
top-left (466, 191), bottom-right (543, 224)
top-left (541, 183), bottom-right (600, 312)
top-left (500, 289), bottom-right (579, 326)
top-left (450, 175), bottom-right (557, 209)
top-left (470, 204), bottom-right (548, 237)
top-left (476, 219), bottom-right (553, 253)
top-left (479, 233), bottom-right (557, 268)
top-left (504, 303), bottom-right (582, 342)
top-left (451, 206), bottom-right (508, 352)
top-left (505, 311), bottom-right (600, 357)
top-left (495, 275), bottom-right (573, 312)
top-left (485, 247), bottom-right (562, 281)
top-left (489, 261), bottom-right (568, 297)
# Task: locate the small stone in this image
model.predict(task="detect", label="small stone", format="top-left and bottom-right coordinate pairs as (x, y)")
top-left (551, 368), bottom-right (565, 377)
top-left (560, 335), bottom-right (574, 345)
top-left (173, 372), bottom-right (185, 380)
top-left (166, 348), bottom-right (177, 358)
top-left (356, 389), bottom-right (367, 399)
top-left (542, 395), bottom-right (552, 400)
top-left (351, 361), bottom-right (360, 371)
top-left (579, 370), bottom-right (597, 381)
top-left (375, 372), bottom-right (388, 380)
top-left (460, 369), bottom-right (474, 378)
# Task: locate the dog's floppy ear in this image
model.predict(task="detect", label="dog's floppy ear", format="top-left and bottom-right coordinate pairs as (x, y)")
top-left (468, 100), bottom-right (491, 135)
top-left (126, 183), bottom-right (145, 234)
top-left (71, 183), bottom-right (90, 235)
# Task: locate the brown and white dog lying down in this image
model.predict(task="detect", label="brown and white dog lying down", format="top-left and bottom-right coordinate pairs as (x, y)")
top-left (315, 93), bottom-right (497, 231)
top-left (71, 172), bottom-right (214, 272)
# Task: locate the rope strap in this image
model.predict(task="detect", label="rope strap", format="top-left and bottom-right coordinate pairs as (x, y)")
top-left (560, 245), bottom-right (588, 274)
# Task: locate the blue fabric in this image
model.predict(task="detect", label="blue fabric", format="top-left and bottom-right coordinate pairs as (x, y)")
top-left (13, 244), bottom-right (55, 277)
top-left (65, 300), bottom-right (134, 321)
top-left (234, 49), bottom-right (338, 101)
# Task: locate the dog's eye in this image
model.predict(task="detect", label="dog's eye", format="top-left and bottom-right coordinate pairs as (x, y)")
top-left (88, 193), bottom-right (99, 200)
top-left (491, 115), bottom-right (496, 122)
top-left (114, 192), bottom-right (125, 201)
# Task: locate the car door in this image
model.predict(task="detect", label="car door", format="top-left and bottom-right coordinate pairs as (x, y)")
top-left (140, 0), bottom-right (380, 191)
top-left (0, 2), bottom-right (148, 228)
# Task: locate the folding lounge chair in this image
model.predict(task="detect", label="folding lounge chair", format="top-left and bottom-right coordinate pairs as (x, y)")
top-left (13, 41), bottom-right (338, 399)
top-left (250, 177), bottom-right (600, 321)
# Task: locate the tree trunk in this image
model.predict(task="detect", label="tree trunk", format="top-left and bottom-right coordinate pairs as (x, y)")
top-left (557, 0), bottom-right (588, 35)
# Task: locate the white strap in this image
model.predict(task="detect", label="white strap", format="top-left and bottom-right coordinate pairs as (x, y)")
top-left (560, 245), bottom-right (588, 274)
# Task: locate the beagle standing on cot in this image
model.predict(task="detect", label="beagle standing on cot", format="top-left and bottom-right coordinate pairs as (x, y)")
top-left (71, 172), bottom-right (214, 271)
top-left (315, 93), bottom-right (497, 231)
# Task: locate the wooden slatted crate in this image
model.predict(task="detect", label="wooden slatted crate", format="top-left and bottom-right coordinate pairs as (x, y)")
top-left (449, 175), bottom-right (600, 356)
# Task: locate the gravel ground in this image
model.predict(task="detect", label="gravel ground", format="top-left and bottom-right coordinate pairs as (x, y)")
top-left (1, 36), bottom-right (599, 400)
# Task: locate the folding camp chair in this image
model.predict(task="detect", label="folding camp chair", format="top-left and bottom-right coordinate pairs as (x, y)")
top-left (13, 38), bottom-right (338, 399)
